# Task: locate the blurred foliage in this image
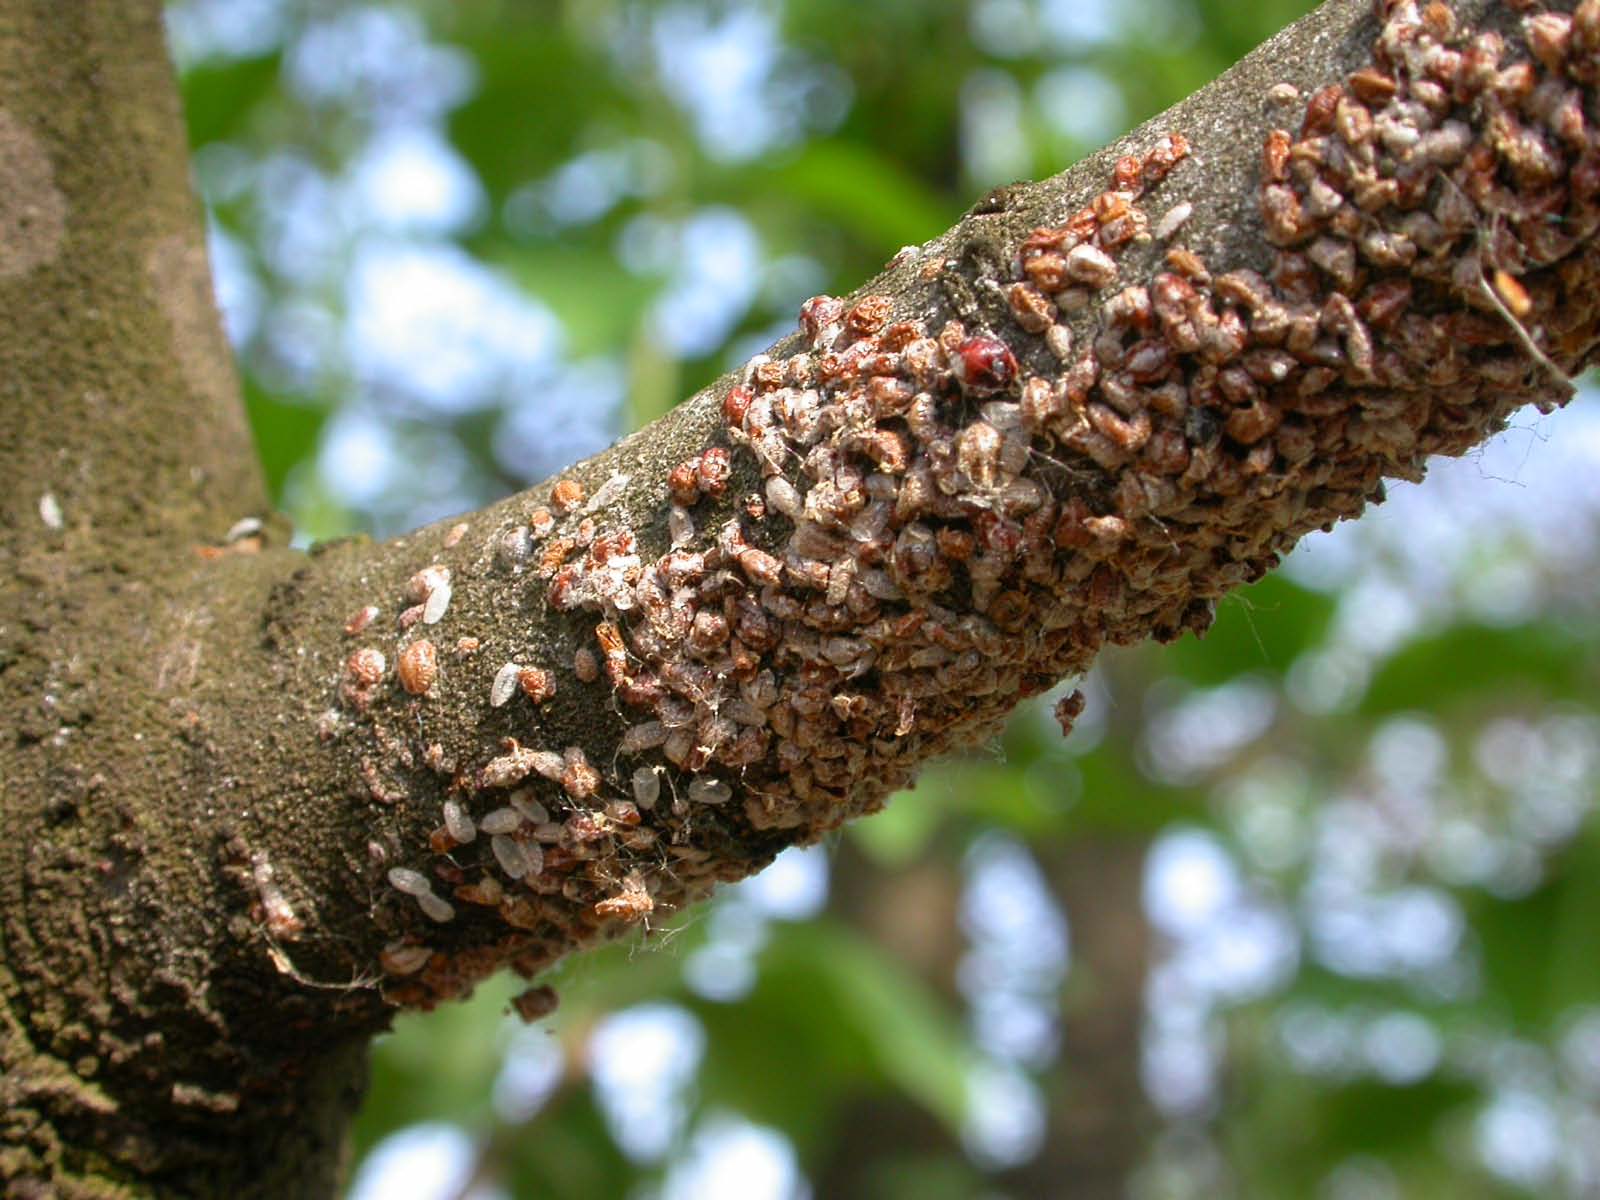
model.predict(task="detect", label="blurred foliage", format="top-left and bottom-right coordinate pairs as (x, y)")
top-left (169, 0), bottom-right (1600, 1196)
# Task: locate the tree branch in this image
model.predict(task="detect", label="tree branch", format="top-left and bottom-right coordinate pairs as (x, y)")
top-left (5, 0), bottom-right (1598, 1193)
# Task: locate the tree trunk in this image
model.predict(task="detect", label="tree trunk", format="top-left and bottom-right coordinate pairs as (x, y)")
top-left (4, 0), bottom-right (1596, 1193)
top-left (1009, 837), bottom-right (1155, 1200)
top-left (809, 841), bottom-right (968, 1197)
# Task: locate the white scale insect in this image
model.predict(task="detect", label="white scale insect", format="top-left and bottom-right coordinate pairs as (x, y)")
top-left (490, 662), bottom-right (523, 707)
top-left (443, 799), bottom-right (476, 843)
top-left (478, 807), bottom-right (522, 835)
top-left (388, 866), bottom-right (454, 923)
top-left (631, 765), bottom-right (662, 810)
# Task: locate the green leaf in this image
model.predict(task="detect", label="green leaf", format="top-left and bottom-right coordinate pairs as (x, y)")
top-left (1469, 825), bottom-right (1600, 1028)
top-left (488, 240), bottom-right (656, 358)
top-left (1228, 1070), bottom-right (1481, 1196)
top-left (180, 55), bottom-right (282, 148)
top-left (352, 972), bottom-right (523, 1157)
top-left (494, 1090), bottom-right (639, 1200)
top-left (751, 140), bottom-right (955, 255)
top-left (850, 780), bottom-right (949, 867)
top-left (1168, 575), bottom-right (1337, 684)
top-left (697, 920), bottom-right (977, 1140)
top-left (445, 19), bottom-right (627, 203)
top-left (1363, 623), bottom-right (1600, 716)
top-left (243, 384), bottom-right (325, 504)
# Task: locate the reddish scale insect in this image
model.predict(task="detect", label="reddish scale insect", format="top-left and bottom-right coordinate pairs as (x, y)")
top-left (667, 458), bottom-right (701, 506)
top-left (696, 447), bottom-right (732, 497)
top-left (722, 385), bottom-right (753, 430)
top-left (797, 294), bottom-right (843, 342)
top-left (551, 478), bottom-right (586, 515)
top-left (952, 337), bottom-right (1019, 392)
top-left (343, 605), bottom-right (379, 636)
top-left (518, 667), bottom-right (555, 704)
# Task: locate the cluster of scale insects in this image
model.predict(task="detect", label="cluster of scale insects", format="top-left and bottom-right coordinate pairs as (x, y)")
top-left (328, 0), bottom-right (1598, 1006)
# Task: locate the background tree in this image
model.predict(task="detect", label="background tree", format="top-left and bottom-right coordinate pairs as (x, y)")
top-left (5, 0), bottom-right (1600, 1197)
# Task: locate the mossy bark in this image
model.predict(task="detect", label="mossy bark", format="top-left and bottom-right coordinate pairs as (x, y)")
top-left (0, 1), bottom-right (352, 1195)
top-left (1, 0), bottom-right (1593, 1195)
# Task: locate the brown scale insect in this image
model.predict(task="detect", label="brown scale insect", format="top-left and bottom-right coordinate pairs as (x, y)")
top-left (380, 943), bottom-right (432, 977)
top-left (1300, 84), bottom-right (1343, 139)
top-left (1261, 185), bottom-right (1312, 244)
top-left (1007, 283), bottom-right (1056, 333)
top-left (1141, 132), bottom-right (1190, 183)
top-left (1263, 129), bottom-right (1292, 183)
top-left (1024, 251), bottom-right (1070, 292)
top-left (798, 294), bottom-right (844, 343)
top-left (1346, 67), bottom-right (1396, 104)
top-left (480, 739), bottom-right (541, 789)
top-left (456, 876), bottom-right (503, 907)
top-left (593, 872), bottom-right (654, 924)
top-left (561, 746), bottom-right (602, 801)
top-left (1066, 244), bottom-right (1119, 288)
top-left (595, 620), bottom-right (628, 673)
top-left (397, 640), bottom-right (438, 696)
top-left (546, 565), bottom-right (580, 611)
top-left (518, 666), bottom-right (556, 704)
top-left (846, 295), bottom-right (894, 338)
top-left (511, 985), bottom-right (559, 1024)
top-left (1092, 190), bottom-right (1133, 231)
top-left (343, 605), bottom-right (379, 636)
top-left (551, 477), bottom-right (586, 515)
top-left (749, 358), bottom-right (785, 391)
top-left (344, 647), bottom-right (385, 691)
top-left (537, 536), bottom-right (578, 578)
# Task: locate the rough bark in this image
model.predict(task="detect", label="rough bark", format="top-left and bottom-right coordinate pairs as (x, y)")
top-left (3, 0), bottom-right (1597, 1194)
